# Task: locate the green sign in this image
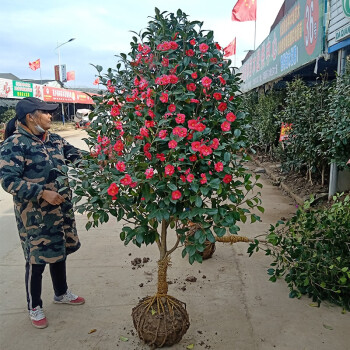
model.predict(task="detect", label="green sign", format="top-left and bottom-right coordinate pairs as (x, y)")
top-left (240, 0), bottom-right (324, 92)
top-left (343, 0), bottom-right (350, 17)
top-left (336, 24), bottom-right (350, 41)
top-left (12, 80), bottom-right (33, 98)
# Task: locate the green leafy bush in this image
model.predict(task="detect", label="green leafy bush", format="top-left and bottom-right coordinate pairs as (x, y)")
top-left (249, 194), bottom-right (350, 310)
top-left (242, 89), bottom-right (283, 157)
top-left (0, 108), bottom-right (15, 124)
top-left (64, 8), bottom-right (263, 265)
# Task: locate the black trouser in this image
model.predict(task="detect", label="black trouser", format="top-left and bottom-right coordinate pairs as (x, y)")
top-left (25, 259), bottom-right (68, 310)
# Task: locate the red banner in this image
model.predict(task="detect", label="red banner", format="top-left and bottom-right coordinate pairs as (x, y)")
top-left (29, 59), bottom-right (40, 71)
top-left (232, 0), bottom-right (257, 22)
top-left (224, 38), bottom-right (236, 57)
top-left (43, 86), bottom-right (95, 104)
top-left (66, 71), bottom-right (75, 81)
top-left (54, 65), bottom-right (60, 81)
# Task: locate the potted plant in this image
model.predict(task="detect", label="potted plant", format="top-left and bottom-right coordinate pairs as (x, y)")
top-left (65, 8), bottom-right (263, 347)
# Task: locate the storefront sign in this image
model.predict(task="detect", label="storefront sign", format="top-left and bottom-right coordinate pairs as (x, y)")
top-left (335, 23), bottom-right (350, 41)
top-left (43, 86), bottom-right (94, 104)
top-left (12, 80), bottom-right (33, 98)
top-left (240, 0), bottom-right (324, 92)
top-left (0, 79), bottom-right (13, 98)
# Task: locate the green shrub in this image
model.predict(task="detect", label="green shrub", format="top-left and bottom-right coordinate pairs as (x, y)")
top-left (0, 108), bottom-right (15, 124)
top-left (249, 194), bottom-right (350, 310)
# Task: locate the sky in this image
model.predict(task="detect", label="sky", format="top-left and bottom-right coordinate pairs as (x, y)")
top-left (0, 0), bottom-right (285, 89)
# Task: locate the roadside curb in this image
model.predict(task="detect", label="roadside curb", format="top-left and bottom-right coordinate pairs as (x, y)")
top-left (252, 157), bottom-right (305, 206)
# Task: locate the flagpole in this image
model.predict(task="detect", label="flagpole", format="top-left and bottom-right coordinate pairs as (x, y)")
top-left (254, 0), bottom-right (257, 50)
top-left (254, 19), bottom-right (256, 50)
top-left (40, 67), bottom-right (42, 85)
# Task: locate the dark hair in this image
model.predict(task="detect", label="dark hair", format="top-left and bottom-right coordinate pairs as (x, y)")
top-left (4, 115), bottom-right (27, 140)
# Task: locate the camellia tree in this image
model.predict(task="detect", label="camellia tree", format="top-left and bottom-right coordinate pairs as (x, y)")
top-left (65, 8), bottom-right (263, 348)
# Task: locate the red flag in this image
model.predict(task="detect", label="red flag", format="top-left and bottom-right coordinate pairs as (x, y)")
top-left (232, 0), bottom-right (257, 22)
top-left (67, 71), bottom-right (75, 81)
top-left (224, 38), bottom-right (237, 57)
top-left (93, 77), bottom-right (100, 85)
top-left (29, 59), bottom-right (40, 71)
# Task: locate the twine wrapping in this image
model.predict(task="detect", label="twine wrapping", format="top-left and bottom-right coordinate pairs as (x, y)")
top-left (215, 235), bottom-right (252, 244)
top-left (157, 256), bottom-right (171, 295)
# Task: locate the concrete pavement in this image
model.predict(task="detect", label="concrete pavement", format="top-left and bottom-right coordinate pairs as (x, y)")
top-left (0, 131), bottom-right (349, 350)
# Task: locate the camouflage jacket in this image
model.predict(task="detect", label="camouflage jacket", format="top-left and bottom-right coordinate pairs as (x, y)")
top-left (0, 125), bottom-right (81, 264)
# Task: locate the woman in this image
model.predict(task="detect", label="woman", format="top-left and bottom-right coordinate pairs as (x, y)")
top-left (0, 97), bottom-right (85, 329)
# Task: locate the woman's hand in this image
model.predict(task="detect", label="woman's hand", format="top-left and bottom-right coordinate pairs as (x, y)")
top-left (347, 159), bottom-right (350, 165)
top-left (41, 190), bottom-right (65, 205)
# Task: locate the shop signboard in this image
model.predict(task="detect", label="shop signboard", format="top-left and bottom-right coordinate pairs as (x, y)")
top-left (328, 0), bottom-right (350, 50)
top-left (43, 86), bottom-right (94, 104)
top-left (240, 0), bottom-right (324, 92)
top-left (12, 80), bottom-right (34, 98)
top-left (0, 78), bottom-right (14, 98)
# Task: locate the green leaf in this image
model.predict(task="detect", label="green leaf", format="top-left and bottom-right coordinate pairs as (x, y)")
top-left (195, 196), bottom-right (203, 207)
top-left (323, 324), bottom-right (333, 330)
top-left (119, 336), bottom-right (129, 342)
top-left (187, 344), bottom-right (194, 349)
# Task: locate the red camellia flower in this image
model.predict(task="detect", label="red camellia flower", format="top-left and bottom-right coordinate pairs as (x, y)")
top-left (221, 121), bottom-right (231, 132)
top-left (140, 127), bottom-right (150, 138)
top-left (190, 99), bottom-right (199, 103)
top-left (120, 174), bottom-right (133, 186)
top-left (200, 173), bottom-right (207, 184)
top-left (214, 162), bottom-right (224, 172)
top-left (186, 173), bottom-right (195, 182)
top-left (195, 123), bottom-right (206, 132)
top-left (145, 168), bottom-right (154, 179)
top-left (162, 57), bottom-right (169, 67)
top-left (168, 104), bottom-right (176, 113)
top-left (215, 43), bottom-right (222, 50)
top-left (188, 119), bottom-right (198, 130)
top-left (191, 141), bottom-right (201, 152)
top-left (145, 120), bottom-right (155, 128)
top-left (200, 145), bottom-right (213, 156)
top-left (160, 92), bottom-right (169, 103)
top-left (158, 129), bottom-right (168, 139)
top-left (189, 154), bottom-right (197, 162)
top-left (148, 110), bottom-right (155, 118)
top-left (168, 140), bottom-right (178, 149)
top-left (211, 138), bottom-right (220, 149)
top-left (186, 83), bottom-right (196, 92)
top-left (213, 92), bottom-right (222, 100)
top-left (201, 76), bottom-right (212, 88)
top-left (226, 112), bottom-right (237, 122)
top-left (219, 76), bottom-right (226, 85)
top-left (223, 174), bottom-right (233, 184)
top-left (156, 153), bottom-right (166, 161)
top-left (111, 105), bottom-right (121, 116)
top-left (107, 183), bottom-right (119, 197)
top-left (116, 161), bottom-right (126, 172)
top-left (145, 151), bottom-right (152, 160)
top-left (165, 164), bottom-right (175, 177)
top-left (199, 43), bottom-right (209, 53)
top-left (190, 39), bottom-right (196, 45)
top-left (210, 58), bottom-right (218, 64)
top-left (186, 49), bottom-right (195, 57)
top-left (113, 140), bottom-right (124, 152)
top-left (169, 75), bottom-right (179, 84)
top-left (191, 72), bottom-right (198, 79)
top-left (171, 190), bottom-right (182, 200)
top-left (218, 102), bottom-right (227, 112)
top-left (175, 113), bottom-right (185, 124)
